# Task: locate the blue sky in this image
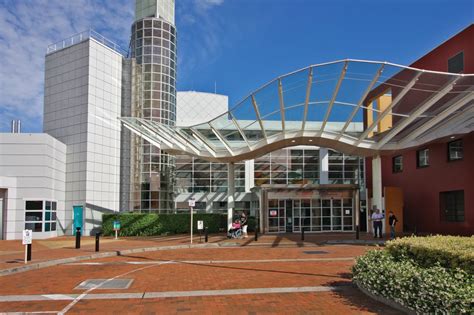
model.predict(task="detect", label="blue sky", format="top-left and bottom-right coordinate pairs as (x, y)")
top-left (0, 0), bottom-right (472, 132)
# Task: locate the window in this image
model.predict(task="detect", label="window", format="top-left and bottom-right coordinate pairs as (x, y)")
top-left (440, 190), bottom-right (464, 222)
top-left (24, 200), bottom-right (57, 232)
top-left (448, 139), bottom-right (463, 161)
top-left (417, 149), bottom-right (429, 168)
top-left (448, 51), bottom-right (464, 73)
top-left (392, 155), bottom-right (403, 173)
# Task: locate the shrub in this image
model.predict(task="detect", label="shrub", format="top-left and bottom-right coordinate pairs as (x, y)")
top-left (353, 247), bottom-right (474, 313)
top-left (102, 213), bottom-right (228, 236)
top-left (386, 235), bottom-right (474, 274)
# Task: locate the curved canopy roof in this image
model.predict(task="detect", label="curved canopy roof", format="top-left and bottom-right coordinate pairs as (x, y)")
top-left (120, 59), bottom-right (474, 162)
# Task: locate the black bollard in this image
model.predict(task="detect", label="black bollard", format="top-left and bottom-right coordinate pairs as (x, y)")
top-left (95, 232), bottom-right (101, 252)
top-left (27, 243), bottom-right (32, 261)
top-left (254, 226), bottom-right (258, 241)
top-left (356, 225), bottom-right (360, 240)
top-left (301, 227), bottom-right (305, 241)
top-left (204, 227), bottom-right (208, 243)
top-left (75, 227), bottom-right (81, 249)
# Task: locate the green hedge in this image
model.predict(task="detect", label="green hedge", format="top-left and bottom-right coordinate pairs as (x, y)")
top-left (102, 213), bottom-right (257, 237)
top-left (386, 235), bottom-right (474, 274)
top-left (102, 213), bottom-right (227, 236)
top-left (352, 237), bottom-right (474, 314)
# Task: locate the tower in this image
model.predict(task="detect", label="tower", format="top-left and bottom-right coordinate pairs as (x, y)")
top-left (129, 0), bottom-right (177, 212)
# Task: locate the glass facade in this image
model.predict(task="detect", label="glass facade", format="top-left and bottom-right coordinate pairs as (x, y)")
top-left (25, 200), bottom-right (57, 232)
top-left (130, 13), bottom-right (177, 212)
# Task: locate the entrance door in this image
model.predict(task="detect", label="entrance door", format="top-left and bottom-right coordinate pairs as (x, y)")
top-left (73, 205), bottom-right (84, 234)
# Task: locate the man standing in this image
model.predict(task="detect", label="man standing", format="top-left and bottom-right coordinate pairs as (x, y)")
top-left (388, 211), bottom-right (399, 240)
top-left (371, 208), bottom-right (384, 238)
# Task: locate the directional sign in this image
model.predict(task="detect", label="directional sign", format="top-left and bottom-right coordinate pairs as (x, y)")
top-left (22, 229), bottom-right (32, 245)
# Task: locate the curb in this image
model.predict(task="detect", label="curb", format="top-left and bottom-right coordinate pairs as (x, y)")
top-left (0, 243), bottom-right (220, 276)
top-left (325, 240), bottom-right (385, 246)
top-left (354, 281), bottom-right (416, 315)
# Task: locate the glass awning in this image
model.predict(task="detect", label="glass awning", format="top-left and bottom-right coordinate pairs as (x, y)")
top-left (120, 59), bottom-right (474, 162)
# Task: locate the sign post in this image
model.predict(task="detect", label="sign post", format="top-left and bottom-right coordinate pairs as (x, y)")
top-left (22, 229), bottom-right (32, 264)
top-left (188, 198), bottom-right (195, 244)
top-left (113, 220), bottom-right (121, 240)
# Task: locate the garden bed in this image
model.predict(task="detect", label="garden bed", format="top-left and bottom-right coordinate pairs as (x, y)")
top-left (352, 235), bottom-right (474, 314)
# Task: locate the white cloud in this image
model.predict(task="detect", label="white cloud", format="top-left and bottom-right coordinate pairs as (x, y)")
top-left (0, 0), bottom-right (133, 132)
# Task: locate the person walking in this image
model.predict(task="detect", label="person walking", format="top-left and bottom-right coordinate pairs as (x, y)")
top-left (388, 211), bottom-right (399, 240)
top-left (371, 208), bottom-right (384, 238)
top-left (240, 211), bottom-right (248, 238)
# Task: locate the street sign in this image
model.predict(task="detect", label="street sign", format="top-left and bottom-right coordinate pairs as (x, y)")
top-left (113, 220), bottom-right (121, 231)
top-left (188, 198), bottom-right (195, 207)
top-left (197, 220), bottom-right (204, 230)
top-left (22, 229), bottom-right (32, 245)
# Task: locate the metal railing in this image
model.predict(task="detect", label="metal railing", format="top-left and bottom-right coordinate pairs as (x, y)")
top-left (46, 29), bottom-right (126, 55)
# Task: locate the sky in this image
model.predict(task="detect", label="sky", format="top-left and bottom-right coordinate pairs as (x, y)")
top-left (0, 0), bottom-right (472, 133)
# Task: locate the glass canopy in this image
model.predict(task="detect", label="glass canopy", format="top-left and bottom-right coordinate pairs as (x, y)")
top-left (120, 59), bottom-right (474, 162)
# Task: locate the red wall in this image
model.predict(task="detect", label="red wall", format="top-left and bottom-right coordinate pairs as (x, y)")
top-left (410, 24), bottom-right (474, 73)
top-left (379, 133), bottom-right (474, 235)
top-left (366, 25), bottom-right (474, 235)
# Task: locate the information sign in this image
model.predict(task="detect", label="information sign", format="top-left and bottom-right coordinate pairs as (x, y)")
top-left (113, 220), bottom-right (121, 231)
top-left (188, 198), bottom-right (195, 207)
top-left (197, 220), bottom-right (204, 230)
top-left (22, 229), bottom-right (32, 245)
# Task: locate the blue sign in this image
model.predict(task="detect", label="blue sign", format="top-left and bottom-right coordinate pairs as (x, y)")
top-left (113, 220), bottom-right (121, 230)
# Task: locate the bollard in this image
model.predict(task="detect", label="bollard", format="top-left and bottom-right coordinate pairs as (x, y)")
top-left (301, 227), bottom-right (305, 241)
top-left (355, 225), bottom-right (360, 240)
top-left (204, 227), bottom-right (208, 243)
top-left (254, 226), bottom-right (258, 241)
top-left (95, 232), bottom-right (101, 252)
top-left (27, 243), bottom-right (32, 261)
top-left (75, 227), bottom-right (81, 249)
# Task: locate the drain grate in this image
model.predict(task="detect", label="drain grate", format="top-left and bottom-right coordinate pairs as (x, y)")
top-left (303, 251), bottom-right (328, 255)
top-left (75, 279), bottom-right (134, 290)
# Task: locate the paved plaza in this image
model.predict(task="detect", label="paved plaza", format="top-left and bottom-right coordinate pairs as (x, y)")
top-left (0, 234), bottom-right (400, 314)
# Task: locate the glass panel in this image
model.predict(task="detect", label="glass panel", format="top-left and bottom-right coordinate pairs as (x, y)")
top-left (26, 201), bottom-right (43, 210)
top-left (25, 212), bottom-right (42, 221)
top-left (45, 211), bottom-right (51, 221)
top-left (25, 222), bottom-right (42, 232)
top-left (45, 223), bottom-right (51, 232)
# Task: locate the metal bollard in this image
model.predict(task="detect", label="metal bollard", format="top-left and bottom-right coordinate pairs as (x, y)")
top-left (204, 227), bottom-right (208, 243)
top-left (27, 243), bottom-right (32, 261)
top-left (95, 232), bottom-right (101, 252)
top-left (254, 226), bottom-right (258, 241)
top-left (301, 227), bottom-right (305, 241)
top-left (356, 225), bottom-right (360, 240)
top-left (75, 227), bottom-right (81, 249)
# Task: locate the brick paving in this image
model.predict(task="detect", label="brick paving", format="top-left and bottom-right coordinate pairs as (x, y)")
top-left (0, 241), bottom-right (399, 314)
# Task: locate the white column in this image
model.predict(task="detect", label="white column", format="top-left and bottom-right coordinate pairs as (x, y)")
top-left (319, 148), bottom-right (329, 184)
top-left (245, 159), bottom-right (255, 192)
top-left (227, 162), bottom-right (235, 230)
top-left (372, 155), bottom-right (384, 233)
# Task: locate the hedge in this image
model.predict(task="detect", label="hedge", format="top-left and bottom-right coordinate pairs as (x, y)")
top-left (386, 235), bottom-right (474, 274)
top-left (102, 213), bottom-right (257, 236)
top-left (352, 237), bottom-right (474, 314)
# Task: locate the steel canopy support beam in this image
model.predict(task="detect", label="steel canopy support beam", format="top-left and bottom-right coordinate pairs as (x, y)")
top-left (375, 77), bottom-right (460, 149)
top-left (210, 124), bottom-right (235, 156)
top-left (190, 128), bottom-right (217, 157)
top-left (251, 95), bottom-right (268, 141)
top-left (301, 67), bottom-right (314, 131)
top-left (278, 79), bottom-right (286, 132)
top-left (230, 113), bottom-right (252, 150)
top-left (397, 92), bottom-right (474, 146)
top-left (336, 64), bottom-right (385, 141)
top-left (356, 71), bottom-right (422, 145)
top-left (320, 61), bottom-right (348, 133)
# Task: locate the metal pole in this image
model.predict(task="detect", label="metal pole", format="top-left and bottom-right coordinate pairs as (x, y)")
top-left (95, 232), bottom-right (101, 252)
top-left (27, 244), bottom-right (32, 261)
top-left (190, 206), bottom-right (193, 244)
top-left (75, 227), bottom-right (81, 249)
top-left (205, 227), bottom-right (208, 243)
top-left (24, 245), bottom-right (27, 264)
top-left (355, 188), bottom-right (360, 240)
